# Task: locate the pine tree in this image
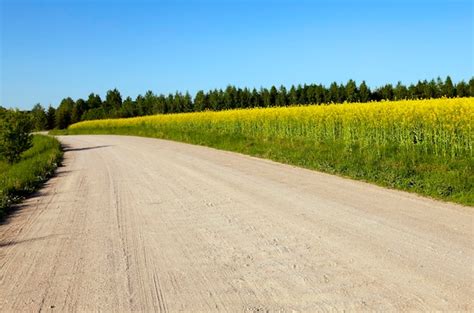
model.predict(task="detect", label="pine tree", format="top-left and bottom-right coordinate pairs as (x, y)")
top-left (288, 85), bottom-right (298, 105)
top-left (30, 103), bottom-right (48, 130)
top-left (359, 81), bottom-right (370, 102)
top-left (443, 76), bottom-right (455, 98)
top-left (46, 105), bottom-right (56, 129)
top-left (56, 97), bottom-right (74, 129)
top-left (276, 85), bottom-right (288, 107)
top-left (269, 86), bottom-right (278, 107)
top-left (328, 82), bottom-right (339, 103)
top-left (194, 90), bottom-right (206, 111)
top-left (345, 79), bottom-right (358, 102)
top-left (105, 88), bottom-right (122, 113)
top-left (394, 81), bottom-right (408, 100)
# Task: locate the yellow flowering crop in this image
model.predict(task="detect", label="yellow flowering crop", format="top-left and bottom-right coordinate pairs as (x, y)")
top-left (70, 98), bottom-right (473, 158)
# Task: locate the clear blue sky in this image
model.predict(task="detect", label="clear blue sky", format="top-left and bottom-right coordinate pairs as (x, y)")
top-left (1, 0), bottom-right (472, 109)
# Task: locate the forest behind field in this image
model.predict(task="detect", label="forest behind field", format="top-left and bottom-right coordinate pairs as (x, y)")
top-left (7, 76), bottom-right (473, 131)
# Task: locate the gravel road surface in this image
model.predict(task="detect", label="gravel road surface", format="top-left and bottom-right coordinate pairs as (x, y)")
top-left (0, 135), bottom-right (472, 311)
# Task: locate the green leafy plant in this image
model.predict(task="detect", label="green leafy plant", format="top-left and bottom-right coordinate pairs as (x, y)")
top-left (0, 110), bottom-right (33, 164)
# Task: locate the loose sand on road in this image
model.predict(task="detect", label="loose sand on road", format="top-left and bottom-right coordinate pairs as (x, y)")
top-left (0, 135), bottom-right (472, 311)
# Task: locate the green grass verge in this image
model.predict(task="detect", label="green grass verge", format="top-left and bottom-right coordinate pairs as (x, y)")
top-left (60, 126), bottom-right (473, 206)
top-left (48, 129), bottom-right (68, 136)
top-left (0, 135), bottom-right (63, 219)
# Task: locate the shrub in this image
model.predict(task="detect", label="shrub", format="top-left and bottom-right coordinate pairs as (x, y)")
top-left (0, 110), bottom-right (33, 164)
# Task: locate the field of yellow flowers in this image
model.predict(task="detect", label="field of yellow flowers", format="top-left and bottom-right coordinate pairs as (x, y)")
top-left (67, 98), bottom-right (473, 205)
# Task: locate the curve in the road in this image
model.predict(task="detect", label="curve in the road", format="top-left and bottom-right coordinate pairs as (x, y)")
top-left (0, 135), bottom-right (472, 311)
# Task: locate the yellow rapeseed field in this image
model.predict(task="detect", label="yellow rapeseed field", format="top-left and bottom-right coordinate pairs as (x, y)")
top-left (70, 98), bottom-right (473, 158)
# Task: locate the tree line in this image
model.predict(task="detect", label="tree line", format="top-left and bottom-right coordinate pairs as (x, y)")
top-left (8, 76), bottom-right (474, 130)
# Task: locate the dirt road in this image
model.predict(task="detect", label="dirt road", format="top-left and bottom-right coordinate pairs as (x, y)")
top-left (0, 135), bottom-right (472, 311)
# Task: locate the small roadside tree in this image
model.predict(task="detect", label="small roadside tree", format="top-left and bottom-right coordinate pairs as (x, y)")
top-left (0, 110), bottom-right (33, 164)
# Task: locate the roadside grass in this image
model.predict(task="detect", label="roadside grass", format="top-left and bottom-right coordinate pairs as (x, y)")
top-left (61, 98), bottom-right (474, 206)
top-left (48, 129), bottom-right (68, 136)
top-left (0, 135), bottom-right (62, 219)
